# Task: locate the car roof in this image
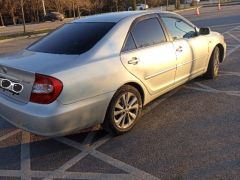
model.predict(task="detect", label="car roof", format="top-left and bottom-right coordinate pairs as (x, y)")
top-left (71, 11), bottom-right (197, 28)
top-left (72, 11), bottom-right (175, 23)
top-left (72, 11), bottom-right (145, 23)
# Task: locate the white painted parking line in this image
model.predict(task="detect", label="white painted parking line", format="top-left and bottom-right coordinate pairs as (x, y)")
top-left (0, 131), bottom-right (149, 180)
top-left (223, 28), bottom-right (240, 57)
top-left (185, 72), bottom-right (240, 97)
top-left (227, 44), bottom-right (240, 57)
top-left (0, 129), bottom-right (21, 141)
top-left (220, 71), bottom-right (240, 77)
top-left (50, 152), bottom-right (89, 178)
top-left (226, 44), bottom-right (237, 47)
top-left (226, 32), bottom-right (240, 43)
top-left (185, 85), bottom-right (240, 97)
top-left (223, 26), bottom-right (240, 35)
top-left (217, 26), bottom-right (240, 58)
top-left (91, 151), bottom-right (158, 180)
top-left (0, 170), bottom-right (21, 177)
top-left (56, 134), bottom-right (111, 153)
top-left (184, 85), bottom-right (220, 94)
top-left (231, 28), bottom-right (240, 32)
top-left (196, 81), bottom-right (240, 94)
top-left (43, 131), bottom-right (98, 180)
top-left (194, 82), bottom-right (219, 91)
top-left (210, 23), bottom-right (240, 28)
top-left (0, 170), bottom-right (132, 179)
top-left (20, 131), bottom-right (31, 180)
top-left (58, 136), bottom-right (159, 180)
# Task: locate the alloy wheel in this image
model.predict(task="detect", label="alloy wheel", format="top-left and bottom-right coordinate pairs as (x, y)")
top-left (113, 92), bottom-right (140, 129)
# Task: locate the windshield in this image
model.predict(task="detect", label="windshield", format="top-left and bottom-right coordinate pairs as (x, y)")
top-left (28, 22), bottom-right (115, 55)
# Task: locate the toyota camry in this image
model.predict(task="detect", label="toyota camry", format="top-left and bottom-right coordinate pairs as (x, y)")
top-left (0, 11), bottom-right (226, 136)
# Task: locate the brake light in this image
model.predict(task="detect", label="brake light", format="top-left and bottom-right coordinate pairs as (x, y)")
top-left (30, 74), bottom-right (63, 104)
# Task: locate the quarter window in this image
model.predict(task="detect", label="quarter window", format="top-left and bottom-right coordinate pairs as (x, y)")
top-left (131, 17), bottom-right (166, 48)
top-left (162, 17), bottom-right (197, 40)
top-left (122, 33), bottom-right (137, 52)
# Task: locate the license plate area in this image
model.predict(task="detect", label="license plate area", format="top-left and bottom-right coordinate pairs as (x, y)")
top-left (0, 65), bottom-right (35, 103)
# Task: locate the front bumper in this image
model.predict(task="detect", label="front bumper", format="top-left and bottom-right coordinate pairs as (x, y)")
top-left (0, 92), bottom-right (114, 136)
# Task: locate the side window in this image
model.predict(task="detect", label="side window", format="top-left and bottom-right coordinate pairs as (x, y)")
top-left (131, 17), bottom-right (166, 48)
top-left (122, 33), bottom-right (137, 52)
top-left (162, 17), bottom-right (197, 40)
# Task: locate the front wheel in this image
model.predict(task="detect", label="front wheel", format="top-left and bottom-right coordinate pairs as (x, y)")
top-left (102, 85), bottom-right (142, 135)
top-left (204, 46), bottom-right (220, 79)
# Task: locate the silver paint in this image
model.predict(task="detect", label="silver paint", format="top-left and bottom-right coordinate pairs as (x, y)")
top-left (0, 11), bottom-right (226, 136)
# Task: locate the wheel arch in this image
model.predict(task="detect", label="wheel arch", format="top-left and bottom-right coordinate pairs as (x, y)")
top-left (216, 43), bottom-right (225, 63)
top-left (102, 82), bottom-right (145, 134)
top-left (207, 43), bottom-right (225, 69)
top-left (123, 82), bottom-right (145, 105)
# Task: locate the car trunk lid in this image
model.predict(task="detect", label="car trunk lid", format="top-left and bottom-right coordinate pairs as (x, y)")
top-left (0, 50), bottom-right (83, 104)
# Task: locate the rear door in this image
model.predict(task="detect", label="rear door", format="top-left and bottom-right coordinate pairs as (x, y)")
top-left (120, 14), bottom-right (177, 95)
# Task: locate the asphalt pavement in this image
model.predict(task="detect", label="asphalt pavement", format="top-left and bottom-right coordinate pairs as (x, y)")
top-left (0, 5), bottom-right (240, 180)
top-left (0, 18), bottom-right (73, 36)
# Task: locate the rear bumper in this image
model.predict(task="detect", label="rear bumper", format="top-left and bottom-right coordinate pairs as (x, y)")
top-left (0, 92), bottom-right (114, 136)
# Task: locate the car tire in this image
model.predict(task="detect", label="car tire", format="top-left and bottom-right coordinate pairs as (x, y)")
top-left (102, 85), bottom-right (142, 135)
top-left (204, 46), bottom-right (220, 79)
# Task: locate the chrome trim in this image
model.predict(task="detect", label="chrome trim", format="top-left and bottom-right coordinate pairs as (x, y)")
top-left (145, 66), bottom-right (176, 80)
top-left (177, 59), bottom-right (197, 68)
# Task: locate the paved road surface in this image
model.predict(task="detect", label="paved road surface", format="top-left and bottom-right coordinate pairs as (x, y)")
top-left (0, 18), bottom-right (73, 36)
top-left (179, 4), bottom-right (240, 30)
top-left (0, 5), bottom-right (240, 180)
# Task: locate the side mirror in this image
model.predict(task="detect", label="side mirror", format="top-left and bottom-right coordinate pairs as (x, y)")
top-left (199, 27), bottom-right (211, 35)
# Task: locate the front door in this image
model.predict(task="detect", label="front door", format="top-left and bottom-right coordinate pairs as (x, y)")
top-left (161, 15), bottom-right (209, 83)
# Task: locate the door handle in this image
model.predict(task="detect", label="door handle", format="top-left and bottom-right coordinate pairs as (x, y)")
top-left (176, 46), bottom-right (183, 52)
top-left (128, 57), bottom-right (139, 65)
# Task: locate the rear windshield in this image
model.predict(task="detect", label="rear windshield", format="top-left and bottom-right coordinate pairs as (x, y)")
top-left (28, 22), bottom-right (115, 55)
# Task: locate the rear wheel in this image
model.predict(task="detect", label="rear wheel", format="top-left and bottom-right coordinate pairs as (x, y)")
top-left (204, 46), bottom-right (220, 79)
top-left (102, 85), bottom-right (142, 135)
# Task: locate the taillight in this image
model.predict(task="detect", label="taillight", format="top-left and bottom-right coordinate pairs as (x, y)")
top-left (30, 74), bottom-right (63, 104)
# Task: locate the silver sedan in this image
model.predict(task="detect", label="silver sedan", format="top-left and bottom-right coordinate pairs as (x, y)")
top-left (0, 11), bottom-right (226, 136)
